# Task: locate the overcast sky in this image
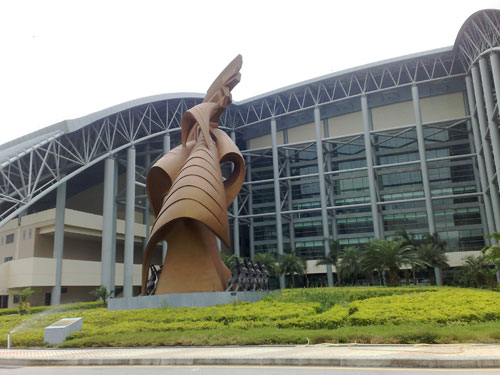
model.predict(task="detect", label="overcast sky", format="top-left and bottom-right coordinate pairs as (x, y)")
top-left (0, 0), bottom-right (499, 146)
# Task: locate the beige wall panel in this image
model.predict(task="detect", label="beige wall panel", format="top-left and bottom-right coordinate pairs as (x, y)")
top-left (63, 237), bottom-right (101, 261)
top-left (372, 100), bottom-right (415, 130)
top-left (66, 182), bottom-right (104, 215)
top-left (421, 92), bottom-right (465, 123)
top-left (61, 286), bottom-right (95, 304)
top-left (446, 250), bottom-right (480, 268)
top-left (114, 263), bottom-right (143, 289)
top-left (0, 234), bottom-right (16, 260)
top-left (286, 122), bottom-right (324, 143)
top-left (328, 111), bottom-right (363, 137)
top-left (249, 131), bottom-right (283, 149)
top-left (0, 262), bottom-right (8, 294)
top-left (61, 259), bottom-right (101, 286)
top-left (7, 257), bottom-right (56, 288)
top-left (306, 260), bottom-right (338, 274)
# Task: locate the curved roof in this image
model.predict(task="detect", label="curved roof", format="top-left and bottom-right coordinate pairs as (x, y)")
top-left (0, 8), bottom-right (498, 228)
top-left (453, 9), bottom-right (500, 68)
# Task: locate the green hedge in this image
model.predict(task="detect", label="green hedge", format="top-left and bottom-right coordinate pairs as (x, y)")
top-left (2, 287), bottom-right (500, 347)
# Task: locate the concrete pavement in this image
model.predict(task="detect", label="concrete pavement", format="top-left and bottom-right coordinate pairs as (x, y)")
top-left (1, 344), bottom-right (500, 368)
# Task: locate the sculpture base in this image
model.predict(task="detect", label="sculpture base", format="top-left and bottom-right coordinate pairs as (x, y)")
top-left (108, 291), bottom-right (278, 311)
top-left (156, 219), bottom-right (231, 295)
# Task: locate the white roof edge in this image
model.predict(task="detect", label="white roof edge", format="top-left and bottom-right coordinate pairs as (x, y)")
top-left (0, 47), bottom-right (454, 155)
top-left (233, 46), bottom-right (454, 105)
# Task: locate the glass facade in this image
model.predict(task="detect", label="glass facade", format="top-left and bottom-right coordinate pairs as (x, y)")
top-left (238, 86), bottom-right (493, 262)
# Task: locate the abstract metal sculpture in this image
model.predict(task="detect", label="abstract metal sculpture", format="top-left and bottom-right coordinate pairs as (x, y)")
top-left (141, 55), bottom-right (245, 295)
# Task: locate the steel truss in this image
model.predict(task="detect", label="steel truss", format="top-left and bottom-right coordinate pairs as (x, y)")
top-left (230, 51), bottom-right (463, 129)
top-left (455, 9), bottom-right (500, 70)
top-left (0, 97), bottom-right (236, 227)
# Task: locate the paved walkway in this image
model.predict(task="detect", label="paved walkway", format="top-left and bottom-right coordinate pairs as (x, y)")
top-left (1, 344), bottom-right (500, 368)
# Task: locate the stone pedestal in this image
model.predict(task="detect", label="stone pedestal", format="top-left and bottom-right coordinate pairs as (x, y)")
top-left (44, 318), bottom-right (82, 345)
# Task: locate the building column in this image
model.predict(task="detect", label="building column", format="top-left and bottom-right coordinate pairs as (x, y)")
top-left (283, 130), bottom-right (295, 253)
top-left (110, 163), bottom-right (118, 293)
top-left (465, 75), bottom-right (496, 239)
top-left (479, 57), bottom-right (500, 188)
top-left (100, 157), bottom-right (115, 292)
top-left (161, 134), bottom-right (170, 262)
top-left (231, 131), bottom-right (240, 257)
top-left (314, 106), bottom-right (334, 287)
top-left (471, 64), bottom-right (500, 231)
top-left (323, 118), bottom-right (338, 239)
top-left (412, 85), bottom-right (436, 234)
top-left (123, 147), bottom-right (136, 298)
top-left (271, 117), bottom-right (285, 289)
top-left (361, 95), bottom-right (382, 238)
top-left (246, 154), bottom-right (255, 259)
top-left (51, 181), bottom-right (66, 305)
top-left (490, 52), bottom-right (500, 125)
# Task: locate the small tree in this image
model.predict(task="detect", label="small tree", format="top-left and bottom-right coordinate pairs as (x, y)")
top-left (337, 246), bottom-right (362, 286)
top-left (460, 254), bottom-right (496, 288)
top-left (9, 287), bottom-right (40, 315)
top-left (362, 239), bottom-right (417, 287)
top-left (416, 243), bottom-right (448, 286)
top-left (279, 253), bottom-right (306, 288)
top-left (90, 285), bottom-right (113, 306)
top-left (221, 253), bottom-right (237, 272)
top-left (482, 232), bottom-right (500, 283)
top-left (315, 240), bottom-right (343, 286)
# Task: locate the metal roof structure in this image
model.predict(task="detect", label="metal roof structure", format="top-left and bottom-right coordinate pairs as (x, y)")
top-left (0, 9), bottom-right (498, 229)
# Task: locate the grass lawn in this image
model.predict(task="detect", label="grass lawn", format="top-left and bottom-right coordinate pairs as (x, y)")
top-left (2, 286), bottom-right (500, 347)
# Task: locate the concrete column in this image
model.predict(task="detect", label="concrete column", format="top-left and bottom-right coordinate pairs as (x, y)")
top-left (490, 52), bottom-right (500, 122)
top-left (361, 95), bottom-right (382, 238)
top-left (434, 266), bottom-right (443, 286)
top-left (479, 57), bottom-right (500, 188)
top-left (123, 147), bottom-right (136, 298)
top-left (162, 134), bottom-right (170, 263)
top-left (323, 119), bottom-right (338, 239)
top-left (271, 118), bottom-right (285, 289)
top-left (465, 75), bottom-right (496, 238)
top-left (100, 157), bottom-right (115, 292)
top-left (110, 163), bottom-right (118, 293)
top-left (144, 144), bottom-right (151, 245)
top-left (472, 64), bottom-right (500, 231)
top-left (412, 85), bottom-right (436, 234)
top-left (246, 155), bottom-right (255, 259)
top-left (51, 181), bottom-right (66, 305)
top-left (231, 131), bottom-right (240, 257)
top-left (314, 107), bottom-right (334, 287)
top-left (283, 130), bottom-right (295, 253)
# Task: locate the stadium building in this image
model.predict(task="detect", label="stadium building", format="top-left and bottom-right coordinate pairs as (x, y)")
top-left (1, 9), bottom-right (500, 307)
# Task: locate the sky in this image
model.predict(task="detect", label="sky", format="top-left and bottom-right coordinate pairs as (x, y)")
top-left (0, 0), bottom-right (499, 146)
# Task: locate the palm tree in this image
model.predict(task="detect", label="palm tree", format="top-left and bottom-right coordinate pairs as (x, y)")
top-left (337, 246), bottom-right (362, 285)
top-left (482, 232), bottom-right (500, 283)
top-left (279, 253), bottom-right (307, 288)
top-left (315, 240), bottom-right (342, 286)
top-left (362, 239), bottom-right (417, 287)
top-left (460, 254), bottom-right (496, 288)
top-left (220, 253), bottom-right (237, 272)
top-left (254, 252), bottom-right (281, 279)
top-left (416, 243), bottom-right (448, 286)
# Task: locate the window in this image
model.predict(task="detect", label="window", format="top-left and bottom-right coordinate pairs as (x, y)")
top-left (5, 234), bottom-right (14, 244)
top-left (3, 256), bottom-right (13, 263)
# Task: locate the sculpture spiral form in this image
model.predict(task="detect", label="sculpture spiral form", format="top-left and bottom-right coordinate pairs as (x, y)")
top-left (141, 55), bottom-right (245, 295)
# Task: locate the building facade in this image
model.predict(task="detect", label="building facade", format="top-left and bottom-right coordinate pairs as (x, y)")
top-left (1, 9), bottom-right (499, 306)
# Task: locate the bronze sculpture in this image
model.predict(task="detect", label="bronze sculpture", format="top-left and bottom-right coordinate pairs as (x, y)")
top-left (141, 55), bottom-right (245, 295)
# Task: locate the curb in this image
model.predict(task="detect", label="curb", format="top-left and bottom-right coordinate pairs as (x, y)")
top-left (2, 356), bottom-right (500, 368)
